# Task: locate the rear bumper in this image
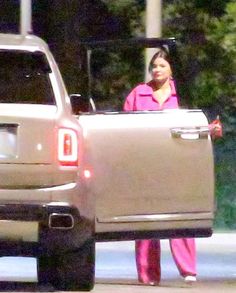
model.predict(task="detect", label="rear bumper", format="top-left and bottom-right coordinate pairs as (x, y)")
top-left (0, 202), bottom-right (94, 256)
top-left (0, 202), bottom-right (78, 223)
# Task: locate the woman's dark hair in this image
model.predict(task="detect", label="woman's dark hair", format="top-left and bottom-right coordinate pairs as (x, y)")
top-left (148, 46), bottom-right (171, 72)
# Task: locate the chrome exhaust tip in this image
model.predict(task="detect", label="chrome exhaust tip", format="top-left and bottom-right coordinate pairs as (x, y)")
top-left (49, 213), bottom-right (74, 229)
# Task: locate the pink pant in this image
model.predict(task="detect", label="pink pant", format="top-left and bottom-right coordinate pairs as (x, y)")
top-left (135, 238), bottom-right (196, 284)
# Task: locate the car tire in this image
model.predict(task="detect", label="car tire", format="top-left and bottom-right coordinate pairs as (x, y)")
top-left (54, 238), bottom-right (95, 291)
top-left (37, 255), bottom-right (57, 287)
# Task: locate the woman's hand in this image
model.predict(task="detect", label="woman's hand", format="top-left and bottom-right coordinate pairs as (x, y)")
top-left (209, 116), bottom-right (223, 139)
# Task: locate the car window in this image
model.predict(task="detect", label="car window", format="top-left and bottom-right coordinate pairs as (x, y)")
top-left (0, 50), bottom-right (55, 105)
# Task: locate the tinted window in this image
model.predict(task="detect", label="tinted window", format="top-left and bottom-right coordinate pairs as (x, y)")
top-left (0, 50), bottom-right (55, 105)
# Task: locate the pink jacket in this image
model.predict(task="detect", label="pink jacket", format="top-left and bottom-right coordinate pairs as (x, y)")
top-left (123, 80), bottom-right (179, 111)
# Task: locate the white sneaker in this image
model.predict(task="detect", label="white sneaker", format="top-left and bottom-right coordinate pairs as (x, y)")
top-left (184, 275), bottom-right (197, 284)
top-left (148, 281), bottom-right (159, 286)
top-left (139, 280), bottom-right (159, 286)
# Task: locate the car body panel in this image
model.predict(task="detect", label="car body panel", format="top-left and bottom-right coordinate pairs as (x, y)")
top-left (0, 34), bottom-right (94, 255)
top-left (78, 110), bottom-right (214, 234)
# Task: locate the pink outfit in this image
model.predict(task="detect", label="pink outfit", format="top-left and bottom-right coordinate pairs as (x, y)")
top-left (123, 80), bottom-right (178, 111)
top-left (135, 239), bottom-right (196, 284)
top-left (124, 80), bottom-right (197, 284)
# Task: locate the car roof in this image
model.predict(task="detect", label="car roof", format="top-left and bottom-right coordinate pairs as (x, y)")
top-left (0, 33), bottom-right (48, 52)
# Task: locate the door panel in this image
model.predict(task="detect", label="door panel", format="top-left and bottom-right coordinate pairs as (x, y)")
top-left (78, 110), bottom-right (214, 237)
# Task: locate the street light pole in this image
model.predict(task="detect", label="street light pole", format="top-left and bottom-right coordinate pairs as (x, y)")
top-left (145, 0), bottom-right (162, 81)
top-left (20, 0), bottom-right (32, 35)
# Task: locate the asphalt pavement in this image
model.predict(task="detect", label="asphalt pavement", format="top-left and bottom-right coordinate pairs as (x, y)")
top-left (0, 231), bottom-right (235, 291)
top-left (96, 231), bottom-right (236, 283)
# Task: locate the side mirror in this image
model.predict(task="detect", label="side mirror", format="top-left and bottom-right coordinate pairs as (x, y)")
top-left (70, 94), bottom-right (96, 114)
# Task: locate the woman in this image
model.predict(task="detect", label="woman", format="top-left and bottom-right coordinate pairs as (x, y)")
top-left (123, 47), bottom-right (197, 285)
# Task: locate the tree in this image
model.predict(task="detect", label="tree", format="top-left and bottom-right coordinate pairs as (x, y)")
top-left (32, 0), bottom-right (127, 96)
top-left (162, 1), bottom-right (231, 109)
top-left (0, 0), bottom-right (19, 33)
top-left (205, 1), bottom-right (236, 229)
top-left (206, 1), bottom-right (236, 111)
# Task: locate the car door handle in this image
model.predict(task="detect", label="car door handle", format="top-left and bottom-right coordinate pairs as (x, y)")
top-left (170, 126), bottom-right (209, 139)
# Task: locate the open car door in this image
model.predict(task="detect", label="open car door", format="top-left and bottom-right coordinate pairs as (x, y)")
top-left (78, 109), bottom-right (214, 241)
top-left (77, 38), bottom-right (215, 241)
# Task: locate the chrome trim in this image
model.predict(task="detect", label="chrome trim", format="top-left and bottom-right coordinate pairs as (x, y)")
top-left (171, 126), bottom-right (209, 139)
top-left (49, 213), bottom-right (74, 230)
top-left (40, 182), bottom-right (77, 191)
top-left (97, 212), bottom-right (213, 223)
top-left (47, 201), bottom-right (70, 206)
top-left (0, 182), bottom-right (77, 193)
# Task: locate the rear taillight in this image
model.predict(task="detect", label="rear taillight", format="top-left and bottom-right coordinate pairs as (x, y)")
top-left (58, 128), bottom-right (78, 166)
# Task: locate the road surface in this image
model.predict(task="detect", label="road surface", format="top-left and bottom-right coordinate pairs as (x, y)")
top-left (0, 232), bottom-right (235, 292)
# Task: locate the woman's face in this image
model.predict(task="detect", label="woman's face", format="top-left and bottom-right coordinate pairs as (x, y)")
top-left (150, 57), bottom-right (172, 83)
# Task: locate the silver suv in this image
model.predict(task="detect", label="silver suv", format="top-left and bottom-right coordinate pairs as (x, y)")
top-left (0, 34), bottom-right (94, 291)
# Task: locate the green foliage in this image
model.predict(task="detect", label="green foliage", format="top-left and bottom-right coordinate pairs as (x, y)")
top-left (162, 1), bottom-right (236, 229)
top-left (102, 0), bottom-right (138, 11)
top-left (206, 0), bottom-right (236, 95)
top-left (208, 2), bottom-right (236, 53)
top-left (102, 0), bottom-right (145, 36)
top-left (0, 0), bottom-right (19, 33)
top-left (214, 134), bottom-right (236, 229)
top-left (162, 1), bottom-right (236, 111)
top-left (191, 72), bottom-right (223, 107)
top-left (90, 46), bottom-right (144, 110)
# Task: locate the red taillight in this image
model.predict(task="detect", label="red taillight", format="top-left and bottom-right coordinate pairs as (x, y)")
top-left (58, 128), bottom-right (78, 166)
